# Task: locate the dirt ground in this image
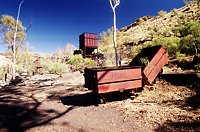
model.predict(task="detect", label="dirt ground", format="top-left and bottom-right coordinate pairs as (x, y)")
top-left (0, 70), bottom-right (200, 132)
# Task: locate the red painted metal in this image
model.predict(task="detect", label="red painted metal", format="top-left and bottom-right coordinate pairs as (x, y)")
top-left (84, 45), bottom-right (168, 97)
top-left (79, 32), bottom-right (98, 48)
top-left (84, 66), bottom-right (142, 94)
top-left (98, 80), bottom-right (142, 94)
top-left (97, 68), bottom-right (141, 84)
top-left (129, 45), bottom-right (168, 84)
top-left (79, 32), bottom-right (98, 58)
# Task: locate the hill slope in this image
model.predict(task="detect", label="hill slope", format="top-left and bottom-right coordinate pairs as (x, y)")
top-left (120, 3), bottom-right (200, 45)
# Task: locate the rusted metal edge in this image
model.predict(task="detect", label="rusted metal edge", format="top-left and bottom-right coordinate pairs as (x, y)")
top-left (85, 66), bottom-right (142, 71)
top-left (145, 52), bottom-right (168, 78)
top-left (98, 78), bottom-right (142, 85)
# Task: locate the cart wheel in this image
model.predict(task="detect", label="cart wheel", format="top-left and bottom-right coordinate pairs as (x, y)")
top-left (99, 94), bottom-right (106, 104)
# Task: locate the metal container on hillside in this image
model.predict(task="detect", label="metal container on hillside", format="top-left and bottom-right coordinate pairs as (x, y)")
top-left (79, 32), bottom-right (98, 58)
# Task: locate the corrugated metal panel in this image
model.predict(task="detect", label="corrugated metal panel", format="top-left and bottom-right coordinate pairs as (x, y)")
top-left (79, 32), bottom-right (98, 48)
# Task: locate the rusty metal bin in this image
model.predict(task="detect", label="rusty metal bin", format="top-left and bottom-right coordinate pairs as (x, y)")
top-left (84, 66), bottom-right (142, 94)
top-left (129, 45), bottom-right (168, 84)
top-left (79, 33), bottom-right (98, 58)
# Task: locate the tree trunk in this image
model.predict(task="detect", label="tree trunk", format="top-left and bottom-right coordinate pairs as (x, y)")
top-left (113, 9), bottom-right (119, 66)
top-left (12, 0), bottom-right (24, 80)
top-left (109, 0), bottom-right (120, 66)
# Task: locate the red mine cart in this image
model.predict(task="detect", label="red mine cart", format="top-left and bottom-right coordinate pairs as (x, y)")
top-left (84, 66), bottom-right (142, 94)
top-left (84, 45), bottom-right (168, 99)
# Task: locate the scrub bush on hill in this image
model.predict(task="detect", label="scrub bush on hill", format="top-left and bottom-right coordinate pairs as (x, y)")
top-left (16, 52), bottom-right (34, 75)
top-left (179, 21), bottom-right (200, 55)
top-left (129, 45), bottom-right (143, 60)
top-left (193, 55), bottom-right (200, 77)
top-left (68, 54), bottom-right (84, 71)
top-left (0, 66), bottom-right (7, 80)
top-left (195, 63), bottom-right (200, 77)
top-left (48, 62), bottom-right (69, 76)
top-left (40, 59), bottom-right (69, 75)
top-left (68, 55), bottom-right (97, 71)
top-left (158, 10), bottom-right (167, 17)
top-left (143, 37), bottom-right (181, 59)
top-left (126, 21), bottom-right (200, 61)
top-left (98, 28), bottom-right (118, 67)
top-left (84, 58), bottom-right (97, 68)
top-left (175, 52), bottom-right (187, 62)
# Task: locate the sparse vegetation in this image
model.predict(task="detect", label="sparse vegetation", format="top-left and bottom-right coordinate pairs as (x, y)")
top-left (0, 66), bottom-right (7, 81)
top-left (158, 10), bottom-right (167, 17)
top-left (68, 54), bottom-right (97, 71)
top-left (84, 58), bottom-right (97, 68)
top-left (194, 55), bottom-right (200, 77)
top-left (40, 58), bottom-right (69, 76)
top-left (0, 14), bottom-right (26, 79)
top-left (98, 28), bottom-right (116, 66)
top-left (195, 63), bottom-right (200, 77)
top-left (48, 62), bottom-right (69, 76)
top-left (68, 54), bottom-right (85, 71)
top-left (97, 2), bottom-right (200, 78)
top-left (16, 52), bottom-right (34, 75)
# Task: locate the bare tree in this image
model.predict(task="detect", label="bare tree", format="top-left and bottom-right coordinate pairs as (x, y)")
top-left (109, 0), bottom-right (120, 66)
top-left (12, 0), bottom-right (24, 79)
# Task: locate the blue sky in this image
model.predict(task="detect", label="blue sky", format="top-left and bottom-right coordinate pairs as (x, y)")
top-left (0, 0), bottom-right (184, 53)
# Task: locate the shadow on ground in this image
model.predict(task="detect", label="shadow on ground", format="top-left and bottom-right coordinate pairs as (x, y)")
top-left (155, 73), bottom-right (200, 131)
top-left (60, 92), bottom-right (99, 106)
top-left (161, 73), bottom-right (200, 109)
top-left (0, 85), bottom-right (74, 132)
top-left (161, 73), bottom-right (199, 87)
top-left (155, 115), bottom-right (200, 132)
top-left (60, 90), bottom-right (135, 107)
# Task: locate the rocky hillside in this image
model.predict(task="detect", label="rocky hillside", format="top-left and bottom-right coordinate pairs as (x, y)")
top-left (0, 55), bottom-right (12, 67)
top-left (120, 3), bottom-right (200, 45)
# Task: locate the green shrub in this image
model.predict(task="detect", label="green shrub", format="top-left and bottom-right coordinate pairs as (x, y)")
top-left (175, 52), bottom-right (187, 62)
top-left (179, 21), bottom-right (200, 55)
top-left (40, 59), bottom-right (69, 75)
top-left (129, 45), bottom-right (143, 58)
top-left (194, 55), bottom-right (200, 77)
top-left (68, 55), bottom-right (98, 71)
top-left (48, 62), bottom-right (69, 76)
top-left (0, 66), bottom-right (7, 80)
top-left (144, 37), bottom-right (181, 58)
top-left (195, 64), bottom-right (200, 77)
top-left (63, 51), bottom-right (74, 62)
top-left (16, 52), bottom-right (34, 75)
top-left (179, 36), bottom-right (195, 55)
top-left (68, 54), bottom-right (84, 71)
top-left (84, 58), bottom-right (97, 68)
top-left (103, 59), bottom-right (115, 67)
top-left (40, 59), bottom-right (51, 74)
top-left (158, 10), bottom-right (167, 17)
